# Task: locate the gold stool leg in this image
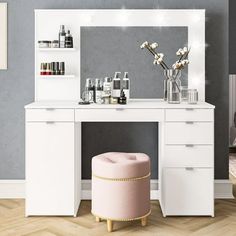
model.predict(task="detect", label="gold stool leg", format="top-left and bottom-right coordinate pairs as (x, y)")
top-left (107, 219), bottom-right (113, 232)
top-left (96, 216), bottom-right (101, 222)
top-left (141, 216), bottom-right (147, 226)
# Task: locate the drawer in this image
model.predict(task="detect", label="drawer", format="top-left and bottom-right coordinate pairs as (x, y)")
top-left (165, 122), bottom-right (214, 144)
top-left (164, 145), bottom-right (213, 167)
top-left (75, 109), bottom-right (164, 121)
top-left (165, 109), bottom-right (213, 122)
top-left (26, 109), bottom-right (74, 122)
top-left (163, 167), bottom-right (214, 216)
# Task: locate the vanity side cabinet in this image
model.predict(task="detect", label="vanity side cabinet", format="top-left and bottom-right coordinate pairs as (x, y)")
top-left (25, 108), bottom-right (80, 216)
top-left (162, 108), bottom-right (214, 216)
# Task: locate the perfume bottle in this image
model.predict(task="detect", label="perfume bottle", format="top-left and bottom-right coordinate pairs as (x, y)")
top-left (59, 25), bottom-right (66, 48)
top-left (65, 30), bottom-right (73, 48)
top-left (112, 72), bottom-right (121, 98)
top-left (122, 72), bottom-right (130, 101)
top-left (85, 78), bottom-right (94, 103)
top-left (95, 78), bottom-right (103, 104)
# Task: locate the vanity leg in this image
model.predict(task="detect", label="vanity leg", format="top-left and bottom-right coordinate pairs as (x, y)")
top-left (107, 219), bottom-right (113, 232)
top-left (141, 216), bottom-right (147, 226)
top-left (96, 216), bottom-right (101, 222)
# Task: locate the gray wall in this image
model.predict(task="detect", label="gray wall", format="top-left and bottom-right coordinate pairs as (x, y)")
top-left (0, 0), bottom-right (229, 180)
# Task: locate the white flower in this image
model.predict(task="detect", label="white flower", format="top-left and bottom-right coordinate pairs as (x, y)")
top-left (181, 59), bottom-right (189, 66)
top-left (150, 42), bottom-right (158, 49)
top-left (153, 59), bottom-right (159, 65)
top-left (172, 61), bottom-right (182, 69)
top-left (183, 47), bottom-right (188, 53)
top-left (140, 41), bottom-right (149, 49)
top-left (158, 57), bottom-right (163, 63)
top-left (154, 53), bottom-right (164, 59)
top-left (176, 48), bottom-right (182, 56)
top-left (176, 48), bottom-right (187, 56)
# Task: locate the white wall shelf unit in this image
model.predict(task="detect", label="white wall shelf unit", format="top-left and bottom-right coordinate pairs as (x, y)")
top-left (35, 10), bottom-right (80, 101)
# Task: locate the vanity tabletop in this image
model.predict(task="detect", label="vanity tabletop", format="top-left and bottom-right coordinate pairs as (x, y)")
top-left (25, 99), bottom-right (215, 109)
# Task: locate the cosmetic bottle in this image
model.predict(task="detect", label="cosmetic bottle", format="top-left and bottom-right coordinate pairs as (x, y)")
top-left (118, 89), bottom-right (127, 105)
top-left (51, 62), bottom-right (55, 75)
top-left (59, 62), bottom-right (65, 75)
top-left (95, 79), bottom-right (103, 104)
top-left (65, 30), bottom-right (73, 48)
top-left (112, 72), bottom-right (121, 98)
top-left (59, 25), bottom-right (66, 48)
top-left (122, 72), bottom-right (130, 101)
top-left (45, 63), bottom-right (51, 75)
top-left (85, 78), bottom-right (94, 103)
top-left (40, 63), bottom-right (46, 75)
top-left (54, 62), bottom-right (60, 75)
top-left (103, 77), bottom-right (112, 95)
top-left (52, 40), bottom-right (59, 48)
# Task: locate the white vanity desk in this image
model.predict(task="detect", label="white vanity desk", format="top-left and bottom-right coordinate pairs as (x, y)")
top-left (25, 99), bottom-right (215, 217)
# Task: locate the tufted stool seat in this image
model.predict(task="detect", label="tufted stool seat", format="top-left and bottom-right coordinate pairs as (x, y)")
top-left (92, 152), bottom-right (151, 232)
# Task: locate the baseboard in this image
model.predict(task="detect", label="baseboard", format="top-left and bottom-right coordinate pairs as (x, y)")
top-left (0, 179), bottom-right (233, 199)
top-left (0, 180), bottom-right (25, 198)
top-left (214, 180), bottom-right (234, 199)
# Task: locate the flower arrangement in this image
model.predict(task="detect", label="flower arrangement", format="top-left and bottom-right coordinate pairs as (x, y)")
top-left (140, 41), bottom-right (190, 71)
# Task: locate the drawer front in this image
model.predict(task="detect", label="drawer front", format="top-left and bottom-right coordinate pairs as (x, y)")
top-left (26, 109), bottom-right (74, 122)
top-left (164, 145), bottom-right (213, 167)
top-left (75, 109), bottom-right (164, 121)
top-left (165, 109), bottom-right (213, 122)
top-left (163, 167), bottom-right (214, 216)
top-left (165, 122), bottom-right (214, 144)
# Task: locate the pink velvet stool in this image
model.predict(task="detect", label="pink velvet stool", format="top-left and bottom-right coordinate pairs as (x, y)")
top-left (91, 152), bottom-right (151, 232)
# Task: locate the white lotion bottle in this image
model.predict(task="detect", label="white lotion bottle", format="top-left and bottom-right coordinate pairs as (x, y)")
top-left (112, 72), bottom-right (121, 98)
top-left (122, 72), bottom-right (130, 101)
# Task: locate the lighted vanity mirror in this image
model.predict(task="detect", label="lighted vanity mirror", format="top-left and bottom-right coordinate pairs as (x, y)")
top-left (35, 10), bottom-right (205, 101)
top-left (79, 10), bottom-right (205, 101)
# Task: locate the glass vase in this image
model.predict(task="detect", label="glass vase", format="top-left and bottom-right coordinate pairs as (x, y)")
top-left (166, 69), bottom-right (181, 104)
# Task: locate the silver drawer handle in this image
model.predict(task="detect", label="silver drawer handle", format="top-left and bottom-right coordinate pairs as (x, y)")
top-left (116, 108), bottom-right (125, 111)
top-left (46, 121), bottom-right (55, 124)
top-left (185, 108), bottom-right (194, 111)
top-left (185, 167), bottom-right (194, 171)
top-left (185, 121), bottom-right (194, 124)
top-left (185, 144), bottom-right (194, 147)
top-left (45, 108), bottom-right (55, 111)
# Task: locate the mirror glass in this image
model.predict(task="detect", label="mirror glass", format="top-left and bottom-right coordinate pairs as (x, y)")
top-left (81, 26), bottom-right (188, 98)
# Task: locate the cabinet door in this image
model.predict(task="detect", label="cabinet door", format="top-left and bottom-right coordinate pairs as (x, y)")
top-left (26, 122), bottom-right (75, 215)
top-left (163, 168), bottom-right (214, 216)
